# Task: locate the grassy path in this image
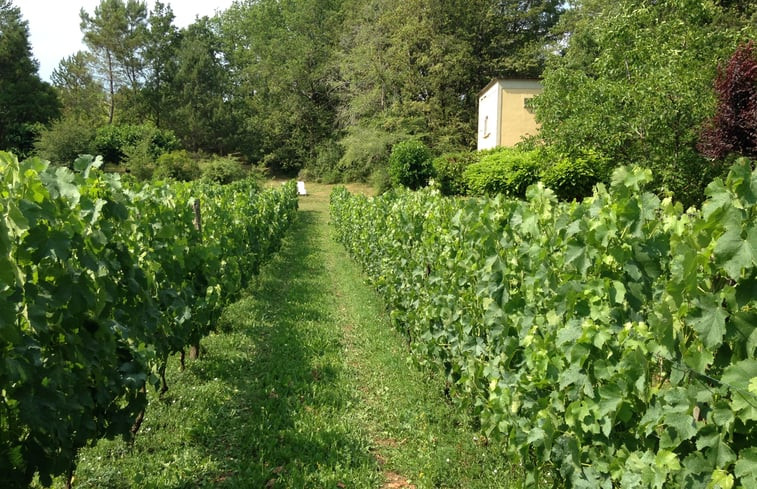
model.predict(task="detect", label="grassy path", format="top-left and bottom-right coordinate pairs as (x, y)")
top-left (67, 183), bottom-right (517, 488)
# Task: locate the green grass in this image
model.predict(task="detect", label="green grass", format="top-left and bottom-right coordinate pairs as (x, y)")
top-left (58, 183), bottom-right (522, 488)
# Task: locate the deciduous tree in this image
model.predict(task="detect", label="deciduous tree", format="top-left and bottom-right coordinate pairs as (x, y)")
top-left (35, 51), bottom-right (105, 164)
top-left (335, 0), bottom-right (564, 175)
top-left (534, 0), bottom-right (753, 207)
top-left (220, 0), bottom-right (344, 172)
top-left (169, 17), bottom-right (235, 154)
top-left (698, 41), bottom-right (757, 160)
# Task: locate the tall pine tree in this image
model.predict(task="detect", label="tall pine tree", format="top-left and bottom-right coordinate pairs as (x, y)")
top-left (80, 0), bottom-right (148, 124)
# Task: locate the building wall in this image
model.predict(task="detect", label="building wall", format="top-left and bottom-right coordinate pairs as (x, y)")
top-left (477, 79), bottom-right (542, 150)
top-left (477, 82), bottom-right (501, 151)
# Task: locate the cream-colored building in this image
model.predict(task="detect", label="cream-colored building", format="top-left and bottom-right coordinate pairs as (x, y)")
top-left (477, 78), bottom-right (542, 150)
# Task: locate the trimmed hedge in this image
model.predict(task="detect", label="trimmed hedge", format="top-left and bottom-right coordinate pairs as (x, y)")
top-left (388, 140), bottom-right (433, 190)
top-left (541, 149), bottom-right (608, 201)
top-left (463, 147), bottom-right (542, 198)
top-left (425, 146), bottom-right (609, 201)
top-left (432, 151), bottom-right (480, 195)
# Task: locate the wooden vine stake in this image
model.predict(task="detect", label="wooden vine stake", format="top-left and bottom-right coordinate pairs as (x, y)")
top-left (130, 386), bottom-right (148, 437)
top-left (190, 198), bottom-right (202, 360)
top-left (192, 197), bottom-right (202, 235)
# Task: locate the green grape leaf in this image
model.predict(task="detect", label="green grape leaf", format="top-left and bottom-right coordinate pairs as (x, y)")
top-left (714, 227), bottom-right (756, 280)
top-left (660, 412), bottom-right (698, 449)
top-left (703, 179), bottom-right (731, 220)
top-left (725, 158), bottom-right (757, 205)
top-left (734, 448), bottom-right (757, 487)
top-left (654, 449), bottom-right (681, 472)
top-left (709, 469), bottom-right (734, 489)
top-left (611, 281), bottom-right (627, 305)
top-left (6, 201), bottom-right (30, 234)
top-left (73, 154), bottom-right (103, 176)
top-left (683, 348), bottom-right (714, 374)
top-left (722, 359), bottom-right (757, 392)
top-left (690, 300), bottom-right (728, 349)
top-left (722, 359), bottom-right (757, 420)
top-left (697, 426), bottom-right (736, 467)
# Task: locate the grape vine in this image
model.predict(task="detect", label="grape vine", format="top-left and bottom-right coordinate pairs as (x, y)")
top-left (0, 152), bottom-right (298, 487)
top-left (331, 160), bottom-right (757, 488)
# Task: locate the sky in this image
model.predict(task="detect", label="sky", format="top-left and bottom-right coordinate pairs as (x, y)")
top-left (17, 0), bottom-right (236, 81)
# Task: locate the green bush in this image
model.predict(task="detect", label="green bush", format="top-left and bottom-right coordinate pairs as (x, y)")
top-left (432, 151), bottom-right (479, 195)
top-left (463, 147), bottom-right (542, 198)
top-left (124, 139), bottom-right (157, 180)
top-left (200, 155), bottom-right (249, 185)
top-left (93, 124), bottom-right (179, 164)
top-left (154, 150), bottom-right (201, 181)
top-left (370, 166), bottom-right (392, 195)
top-left (388, 140), bottom-right (433, 190)
top-left (541, 149), bottom-right (608, 201)
top-left (305, 139), bottom-right (344, 183)
top-left (337, 125), bottom-right (406, 182)
top-left (34, 117), bottom-right (96, 166)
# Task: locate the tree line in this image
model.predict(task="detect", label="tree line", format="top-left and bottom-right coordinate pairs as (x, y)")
top-left (1, 0), bottom-right (755, 202)
top-left (1, 0), bottom-right (564, 172)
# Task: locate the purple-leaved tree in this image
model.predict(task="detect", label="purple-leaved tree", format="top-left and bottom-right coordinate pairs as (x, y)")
top-left (698, 41), bottom-right (757, 160)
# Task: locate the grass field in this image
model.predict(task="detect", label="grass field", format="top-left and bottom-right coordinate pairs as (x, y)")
top-left (56, 182), bottom-right (522, 488)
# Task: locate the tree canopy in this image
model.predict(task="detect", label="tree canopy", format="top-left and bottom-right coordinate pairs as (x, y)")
top-left (80, 0), bottom-right (148, 123)
top-left (533, 0), bottom-right (756, 207)
top-left (698, 41), bottom-right (757, 160)
top-left (15, 0), bottom-right (755, 203)
top-left (25, 0), bottom-right (563, 173)
top-left (329, 0), bottom-right (565, 178)
top-left (0, 0), bottom-right (59, 156)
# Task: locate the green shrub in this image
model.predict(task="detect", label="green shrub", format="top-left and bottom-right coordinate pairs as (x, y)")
top-left (92, 125), bottom-right (136, 163)
top-left (541, 149), bottom-right (609, 201)
top-left (370, 167), bottom-right (392, 195)
top-left (124, 139), bottom-right (156, 180)
top-left (305, 139), bottom-right (344, 183)
top-left (432, 151), bottom-right (479, 195)
top-left (154, 150), bottom-right (201, 181)
top-left (338, 125), bottom-right (406, 182)
top-left (34, 117), bottom-right (96, 166)
top-left (245, 164), bottom-right (270, 182)
top-left (200, 155), bottom-right (249, 185)
top-left (93, 124), bottom-right (179, 164)
top-left (647, 151), bottom-right (729, 209)
top-left (463, 147), bottom-right (542, 198)
top-left (388, 140), bottom-right (433, 190)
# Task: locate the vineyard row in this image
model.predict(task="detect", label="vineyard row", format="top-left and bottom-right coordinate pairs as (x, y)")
top-left (330, 160), bottom-right (757, 489)
top-left (0, 152), bottom-right (299, 487)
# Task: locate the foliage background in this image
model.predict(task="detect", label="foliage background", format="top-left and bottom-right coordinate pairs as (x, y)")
top-left (1, 0), bottom-right (756, 198)
top-left (533, 0), bottom-right (756, 207)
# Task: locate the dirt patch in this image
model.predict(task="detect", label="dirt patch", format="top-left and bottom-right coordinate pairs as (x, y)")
top-left (382, 472), bottom-right (416, 489)
top-left (373, 452), bottom-right (387, 467)
top-left (374, 437), bottom-right (402, 448)
top-left (370, 439), bottom-right (415, 489)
